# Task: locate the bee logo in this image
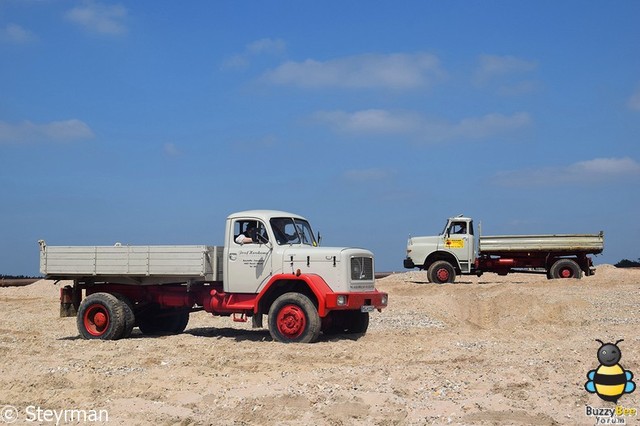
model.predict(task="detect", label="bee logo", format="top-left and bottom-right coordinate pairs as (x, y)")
top-left (585, 339), bottom-right (636, 403)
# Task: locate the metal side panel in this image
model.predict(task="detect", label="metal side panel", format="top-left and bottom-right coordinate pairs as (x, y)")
top-left (41, 245), bottom-right (224, 280)
top-left (479, 233), bottom-right (604, 254)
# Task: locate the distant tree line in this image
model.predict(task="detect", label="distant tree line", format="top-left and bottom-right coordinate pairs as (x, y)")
top-left (0, 274), bottom-right (41, 279)
top-left (615, 258), bottom-right (640, 268)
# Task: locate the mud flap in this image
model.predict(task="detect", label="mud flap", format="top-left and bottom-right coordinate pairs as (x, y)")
top-left (60, 285), bottom-right (77, 317)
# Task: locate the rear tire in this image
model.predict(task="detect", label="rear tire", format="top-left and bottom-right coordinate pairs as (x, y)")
top-left (112, 293), bottom-right (135, 338)
top-left (549, 259), bottom-right (583, 279)
top-left (77, 293), bottom-right (126, 340)
top-left (427, 260), bottom-right (456, 284)
top-left (268, 293), bottom-right (321, 343)
top-left (138, 307), bottom-right (190, 335)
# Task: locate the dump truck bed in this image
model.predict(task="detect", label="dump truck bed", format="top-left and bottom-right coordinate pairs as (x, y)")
top-left (39, 241), bottom-right (223, 283)
top-left (478, 232), bottom-right (604, 255)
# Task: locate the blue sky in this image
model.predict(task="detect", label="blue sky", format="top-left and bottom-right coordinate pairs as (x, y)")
top-left (1, 1), bottom-right (639, 275)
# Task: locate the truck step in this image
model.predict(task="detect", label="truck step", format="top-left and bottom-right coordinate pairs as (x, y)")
top-left (232, 313), bottom-right (248, 323)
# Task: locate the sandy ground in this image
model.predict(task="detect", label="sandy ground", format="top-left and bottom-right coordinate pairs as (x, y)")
top-left (1, 265), bottom-right (639, 425)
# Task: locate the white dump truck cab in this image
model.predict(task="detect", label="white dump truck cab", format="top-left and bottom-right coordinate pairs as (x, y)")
top-left (404, 215), bottom-right (476, 282)
top-left (224, 210), bottom-right (377, 295)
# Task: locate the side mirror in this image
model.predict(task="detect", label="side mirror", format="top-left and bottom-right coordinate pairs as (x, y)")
top-left (317, 232), bottom-right (322, 246)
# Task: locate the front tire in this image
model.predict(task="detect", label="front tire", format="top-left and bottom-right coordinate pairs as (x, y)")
top-left (77, 293), bottom-right (126, 340)
top-left (427, 260), bottom-right (456, 284)
top-left (322, 311), bottom-right (370, 335)
top-left (268, 293), bottom-right (321, 343)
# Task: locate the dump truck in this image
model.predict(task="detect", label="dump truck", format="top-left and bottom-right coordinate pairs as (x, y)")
top-left (39, 210), bottom-right (387, 343)
top-left (403, 215), bottom-right (604, 283)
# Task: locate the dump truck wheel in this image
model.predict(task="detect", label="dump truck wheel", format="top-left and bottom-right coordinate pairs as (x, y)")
top-left (77, 293), bottom-right (126, 340)
top-left (268, 293), bottom-right (320, 343)
top-left (322, 311), bottom-right (369, 335)
top-left (112, 293), bottom-right (135, 338)
top-left (346, 311), bottom-right (369, 334)
top-left (138, 308), bottom-right (190, 335)
top-left (428, 261), bottom-right (456, 284)
top-left (549, 259), bottom-right (583, 279)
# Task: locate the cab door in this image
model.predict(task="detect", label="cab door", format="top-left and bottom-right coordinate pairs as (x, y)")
top-left (224, 218), bottom-right (272, 293)
top-left (443, 220), bottom-right (474, 273)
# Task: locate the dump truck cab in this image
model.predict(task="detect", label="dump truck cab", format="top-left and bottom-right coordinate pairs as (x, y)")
top-left (404, 215), bottom-right (476, 276)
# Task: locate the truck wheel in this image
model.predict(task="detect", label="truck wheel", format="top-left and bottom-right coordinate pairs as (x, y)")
top-left (549, 259), bottom-right (583, 279)
top-left (268, 293), bottom-right (321, 343)
top-left (138, 308), bottom-right (190, 335)
top-left (77, 293), bottom-right (126, 340)
top-left (322, 311), bottom-right (370, 335)
top-left (112, 293), bottom-right (135, 338)
top-left (427, 261), bottom-right (456, 284)
top-left (346, 311), bottom-right (369, 334)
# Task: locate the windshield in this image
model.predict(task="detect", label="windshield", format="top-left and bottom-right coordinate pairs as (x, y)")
top-left (441, 220), bottom-right (449, 236)
top-left (270, 217), bottom-right (316, 246)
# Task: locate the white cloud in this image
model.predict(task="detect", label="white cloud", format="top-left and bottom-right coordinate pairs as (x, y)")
top-left (0, 23), bottom-right (37, 44)
top-left (262, 53), bottom-right (445, 90)
top-left (475, 54), bottom-right (537, 83)
top-left (0, 119), bottom-right (94, 144)
top-left (313, 109), bottom-right (531, 142)
top-left (343, 168), bottom-right (393, 183)
top-left (65, 1), bottom-right (128, 35)
top-left (247, 38), bottom-right (286, 55)
top-left (446, 112), bottom-right (532, 140)
top-left (496, 80), bottom-right (539, 96)
top-left (163, 143), bottom-right (181, 157)
top-left (313, 109), bottom-right (421, 135)
top-left (222, 38), bottom-right (286, 70)
top-left (494, 157), bottom-right (640, 187)
top-left (628, 86), bottom-right (640, 111)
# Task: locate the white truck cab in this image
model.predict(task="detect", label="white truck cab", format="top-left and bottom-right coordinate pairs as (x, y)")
top-left (224, 210), bottom-right (376, 295)
top-left (404, 216), bottom-right (475, 281)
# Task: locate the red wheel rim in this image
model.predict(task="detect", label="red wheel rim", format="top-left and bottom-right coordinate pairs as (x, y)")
top-left (84, 304), bottom-right (109, 336)
top-left (276, 304), bottom-right (306, 339)
top-left (436, 268), bottom-right (450, 282)
top-left (560, 268), bottom-right (573, 278)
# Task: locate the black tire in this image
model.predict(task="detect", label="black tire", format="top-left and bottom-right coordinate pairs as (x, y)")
top-left (138, 308), bottom-right (190, 335)
top-left (268, 292), bottom-right (321, 343)
top-left (323, 311), bottom-right (370, 335)
top-left (549, 259), bottom-right (583, 279)
top-left (112, 293), bottom-right (135, 339)
top-left (427, 260), bottom-right (456, 284)
top-left (347, 311), bottom-right (370, 334)
top-left (77, 292), bottom-right (126, 340)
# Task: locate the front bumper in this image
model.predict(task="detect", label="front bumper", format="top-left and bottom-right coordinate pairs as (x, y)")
top-left (403, 257), bottom-right (416, 269)
top-left (324, 291), bottom-right (388, 311)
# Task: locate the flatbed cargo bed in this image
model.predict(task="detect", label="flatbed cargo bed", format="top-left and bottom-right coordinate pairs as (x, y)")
top-left (39, 241), bottom-right (223, 284)
top-left (478, 232), bottom-right (604, 255)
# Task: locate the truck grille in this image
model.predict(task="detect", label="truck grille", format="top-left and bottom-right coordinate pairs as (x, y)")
top-left (350, 256), bottom-right (373, 281)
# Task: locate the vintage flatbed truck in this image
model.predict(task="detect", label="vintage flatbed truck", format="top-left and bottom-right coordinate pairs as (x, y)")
top-left (39, 210), bottom-right (387, 343)
top-left (403, 215), bottom-right (604, 283)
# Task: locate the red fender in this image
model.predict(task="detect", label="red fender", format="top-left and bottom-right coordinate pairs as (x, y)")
top-left (257, 273), bottom-right (333, 317)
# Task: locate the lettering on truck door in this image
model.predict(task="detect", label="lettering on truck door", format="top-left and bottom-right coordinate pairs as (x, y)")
top-left (226, 219), bottom-right (272, 293)
top-left (444, 220), bottom-right (474, 273)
